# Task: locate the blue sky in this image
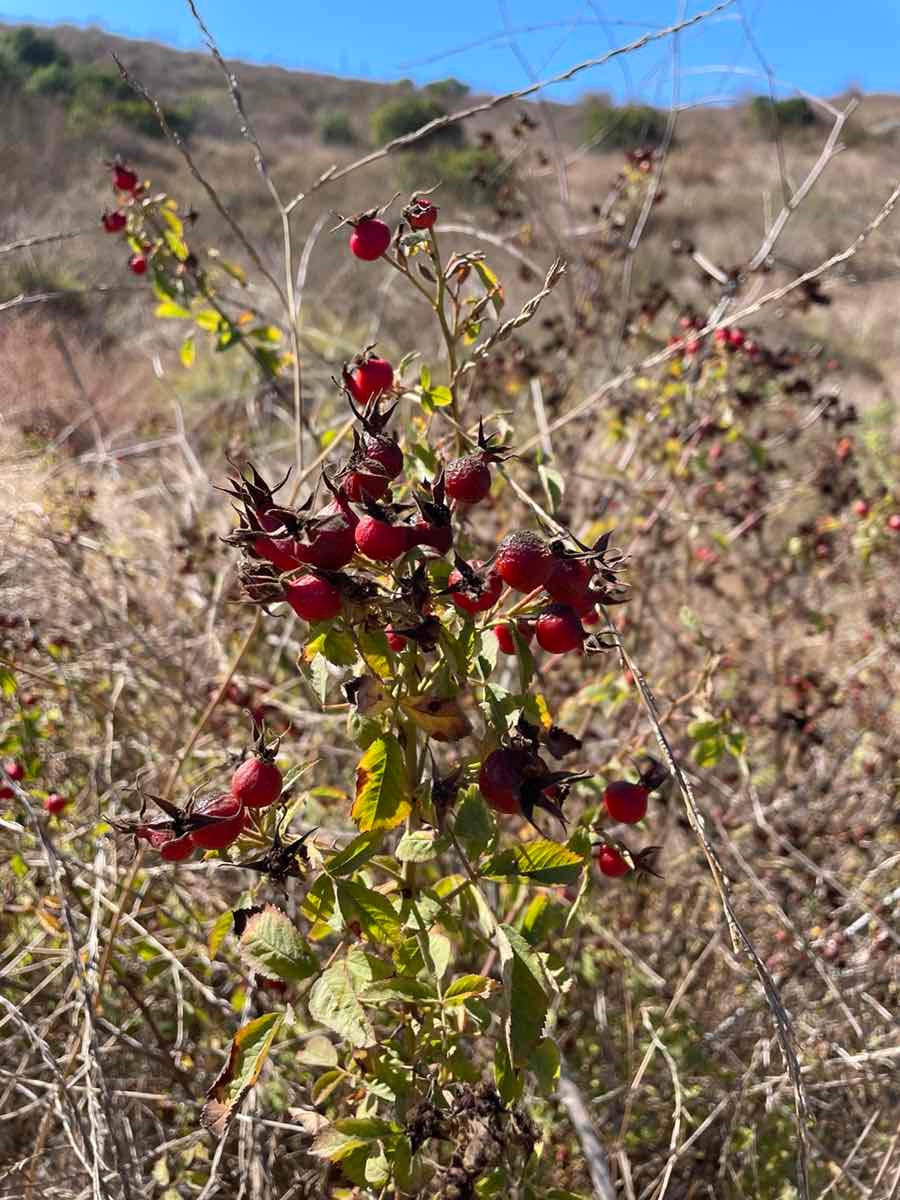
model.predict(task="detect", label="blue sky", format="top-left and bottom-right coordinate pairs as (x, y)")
top-left (1, 0), bottom-right (898, 104)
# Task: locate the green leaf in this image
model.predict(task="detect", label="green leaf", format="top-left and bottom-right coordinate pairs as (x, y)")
top-left (201, 1012), bottom-right (282, 1136)
top-left (334, 1117), bottom-right (398, 1139)
top-left (443, 974), bottom-right (496, 1006)
top-left (351, 735), bottom-right (411, 832)
top-left (494, 1037), bottom-right (523, 1104)
top-left (179, 334), bottom-right (196, 368)
top-left (395, 828), bottom-right (442, 863)
top-left (687, 714), bottom-right (720, 740)
top-left (483, 839), bottom-right (585, 886)
top-left (538, 463), bottom-right (565, 513)
top-left (308, 948), bottom-right (380, 1048)
top-left (238, 904), bottom-right (318, 982)
top-left (496, 924), bottom-right (556, 1065)
top-left (531, 1036), bottom-right (560, 1092)
top-left (0, 667), bottom-right (17, 697)
top-left (301, 874), bottom-right (335, 926)
top-left (310, 1125), bottom-right (368, 1162)
top-left (454, 787), bottom-right (494, 860)
top-left (336, 881), bottom-right (402, 943)
top-left (419, 364), bottom-right (431, 390)
top-left (296, 1035), bottom-right (338, 1067)
top-left (207, 909), bottom-right (232, 960)
top-left (322, 629), bottom-right (358, 668)
top-left (326, 831), bottom-right (384, 876)
top-left (429, 385), bottom-right (454, 407)
top-left (311, 1068), bottom-right (347, 1104)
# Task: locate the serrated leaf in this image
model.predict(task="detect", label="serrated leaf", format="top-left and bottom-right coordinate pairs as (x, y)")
top-left (496, 924), bottom-right (556, 1065)
top-left (360, 976), bottom-right (435, 1004)
top-left (201, 1012), bottom-right (282, 1135)
top-left (308, 949), bottom-right (379, 1048)
top-left (326, 831), bottom-right (384, 876)
top-left (336, 881), bottom-right (402, 943)
top-left (296, 1035), bottom-right (338, 1067)
top-left (351, 735), bottom-right (411, 832)
top-left (207, 909), bottom-right (232, 959)
top-left (238, 905), bottom-right (318, 982)
top-left (395, 828), bottom-right (442, 863)
top-left (310, 1125), bottom-right (368, 1162)
top-left (443, 974), bottom-right (496, 1006)
top-left (483, 839), bottom-right (585, 886)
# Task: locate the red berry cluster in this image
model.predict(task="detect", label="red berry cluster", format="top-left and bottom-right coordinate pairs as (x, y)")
top-left (668, 319), bottom-right (763, 364)
top-left (118, 722), bottom-right (283, 863)
top-left (100, 160), bottom-right (151, 275)
top-left (343, 192), bottom-right (441, 262)
top-left (1, 757), bottom-right (70, 814)
top-left (592, 760), bottom-right (668, 880)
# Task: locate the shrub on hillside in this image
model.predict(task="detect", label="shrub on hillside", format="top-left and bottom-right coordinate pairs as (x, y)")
top-left (316, 108), bottom-right (358, 145)
top-left (1, 27), bottom-right (194, 138)
top-left (581, 95), bottom-right (668, 151)
top-left (424, 77), bottom-right (470, 103)
top-left (370, 92), bottom-right (463, 149)
top-left (750, 95), bottom-right (817, 133)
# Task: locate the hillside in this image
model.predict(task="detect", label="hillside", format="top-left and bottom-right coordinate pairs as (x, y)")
top-left (1, 15), bottom-right (899, 1200)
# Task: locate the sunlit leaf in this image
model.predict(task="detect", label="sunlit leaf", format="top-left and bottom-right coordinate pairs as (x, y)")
top-left (201, 1012), bottom-right (282, 1136)
top-left (351, 735), bottom-right (411, 832)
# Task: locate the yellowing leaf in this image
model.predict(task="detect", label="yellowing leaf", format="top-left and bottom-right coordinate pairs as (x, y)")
top-left (401, 695), bottom-right (472, 742)
top-left (351, 736), bottom-right (410, 832)
top-left (201, 1012), bottom-right (282, 1136)
top-left (207, 909), bottom-right (232, 959)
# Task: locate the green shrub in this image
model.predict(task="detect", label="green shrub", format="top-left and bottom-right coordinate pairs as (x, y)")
top-left (316, 108), bottom-right (358, 146)
top-left (424, 77), bottom-right (470, 103)
top-left (750, 95), bottom-right (817, 134)
top-left (24, 61), bottom-right (76, 98)
top-left (2, 26), bottom-right (69, 69)
top-left (581, 96), bottom-right (668, 151)
top-left (370, 92), bottom-right (463, 150)
top-left (409, 145), bottom-right (510, 205)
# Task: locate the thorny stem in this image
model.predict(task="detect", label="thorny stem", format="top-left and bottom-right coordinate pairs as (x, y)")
top-left (428, 227), bottom-right (463, 442)
top-left (95, 612), bottom-right (261, 999)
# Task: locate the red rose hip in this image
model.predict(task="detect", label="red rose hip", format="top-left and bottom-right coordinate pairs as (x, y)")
top-left (495, 531), bottom-right (554, 592)
top-left (231, 756), bottom-right (282, 810)
top-left (190, 793), bottom-right (245, 851)
top-left (349, 218), bottom-right (391, 261)
top-left (284, 575), bottom-right (342, 622)
top-left (603, 780), bottom-right (648, 824)
top-left (536, 604), bottom-right (584, 654)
